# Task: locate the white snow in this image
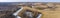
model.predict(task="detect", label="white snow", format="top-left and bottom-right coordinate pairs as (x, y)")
top-left (13, 7), bottom-right (23, 18)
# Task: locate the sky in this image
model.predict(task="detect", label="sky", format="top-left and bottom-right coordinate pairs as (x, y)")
top-left (0, 0), bottom-right (60, 2)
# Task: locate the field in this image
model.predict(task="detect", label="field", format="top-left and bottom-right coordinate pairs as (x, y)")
top-left (0, 2), bottom-right (60, 18)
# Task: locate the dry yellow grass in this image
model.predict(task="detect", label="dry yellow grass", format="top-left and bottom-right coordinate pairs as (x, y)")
top-left (25, 6), bottom-right (60, 18)
top-left (18, 3), bottom-right (60, 18)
